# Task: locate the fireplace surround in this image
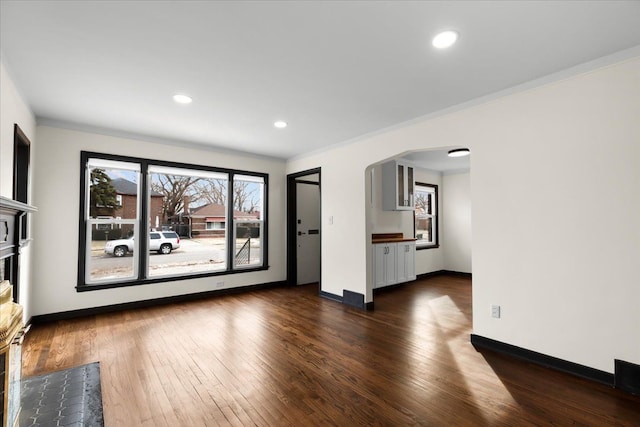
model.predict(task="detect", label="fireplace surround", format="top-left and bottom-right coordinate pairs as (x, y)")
top-left (1, 280), bottom-right (26, 427)
top-left (1, 196), bottom-right (36, 427)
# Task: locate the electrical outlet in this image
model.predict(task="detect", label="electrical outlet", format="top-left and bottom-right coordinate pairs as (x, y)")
top-left (216, 281), bottom-right (225, 288)
top-left (491, 304), bottom-right (501, 319)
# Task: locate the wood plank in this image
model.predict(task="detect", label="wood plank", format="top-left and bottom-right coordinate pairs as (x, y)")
top-left (22, 276), bottom-right (640, 426)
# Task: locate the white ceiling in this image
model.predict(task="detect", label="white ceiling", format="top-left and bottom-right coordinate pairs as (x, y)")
top-left (402, 149), bottom-right (470, 173)
top-left (2, 1), bottom-right (640, 160)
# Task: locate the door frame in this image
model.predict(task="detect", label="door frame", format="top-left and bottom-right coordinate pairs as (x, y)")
top-left (287, 167), bottom-right (321, 286)
top-left (11, 124), bottom-right (31, 303)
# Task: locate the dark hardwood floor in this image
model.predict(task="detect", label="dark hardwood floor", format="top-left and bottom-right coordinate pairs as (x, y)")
top-left (22, 275), bottom-right (640, 426)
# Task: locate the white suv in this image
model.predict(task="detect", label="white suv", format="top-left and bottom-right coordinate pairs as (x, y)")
top-left (104, 231), bottom-right (181, 257)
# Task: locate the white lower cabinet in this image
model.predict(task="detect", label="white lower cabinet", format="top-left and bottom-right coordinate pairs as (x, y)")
top-left (373, 243), bottom-right (397, 288)
top-left (372, 241), bottom-right (415, 289)
top-left (397, 241), bottom-right (416, 283)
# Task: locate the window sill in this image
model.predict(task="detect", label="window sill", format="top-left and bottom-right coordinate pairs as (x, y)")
top-left (416, 244), bottom-right (440, 251)
top-left (76, 265), bottom-right (269, 292)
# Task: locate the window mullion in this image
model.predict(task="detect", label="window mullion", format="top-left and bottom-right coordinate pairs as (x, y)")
top-left (139, 162), bottom-right (149, 279)
top-left (227, 173), bottom-right (235, 270)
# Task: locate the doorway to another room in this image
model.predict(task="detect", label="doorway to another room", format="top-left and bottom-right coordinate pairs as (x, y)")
top-left (287, 168), bottom-right (321, 287)
top-left (367, 148), bottom-right (471, 304)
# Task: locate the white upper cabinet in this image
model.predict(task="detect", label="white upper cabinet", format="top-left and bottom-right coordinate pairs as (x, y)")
top-left (382, 160), bottom-right (414, 211)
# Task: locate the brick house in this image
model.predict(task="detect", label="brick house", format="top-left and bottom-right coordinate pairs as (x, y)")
top-left (110, 178), bottom-right (164, 224)
top-left (96, 178), bottom-right (164, 238)
top-left (188, 202), bottom-right (259, 238)
top-left (93, 178), bottom-right (165, 239)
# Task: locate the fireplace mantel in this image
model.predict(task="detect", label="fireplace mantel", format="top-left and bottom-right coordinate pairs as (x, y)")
top-left (0, 196), bottom-right (37, 301)
top-left (0, 196), bottom-right (36, 211)
top-left (0, 196), bottom-right (37, 255)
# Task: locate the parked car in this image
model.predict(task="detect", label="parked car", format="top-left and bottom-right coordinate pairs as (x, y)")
top-left (104, 231), bottom-right (181, 257)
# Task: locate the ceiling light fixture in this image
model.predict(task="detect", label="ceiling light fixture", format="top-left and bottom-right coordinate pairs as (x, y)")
top-left (448, 148), bottom-right (470, 157)
top-left (274, 121), bottom-right (288, 129)
top-left (432, 30), bottom-right (459, 49)
top-left (173, 94), bottom-right (192, 104)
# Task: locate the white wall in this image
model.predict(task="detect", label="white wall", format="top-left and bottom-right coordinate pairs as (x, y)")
top-left (32, 126), bottom-right (287, 316)
top-left (0, 60), bottom-right (37, 321)
top-left (442, 171), bottom-right (471, 273)
top-left (288, 56), bottom-right (640, 373)
top-left (0, 62), bottom-right (36, 196)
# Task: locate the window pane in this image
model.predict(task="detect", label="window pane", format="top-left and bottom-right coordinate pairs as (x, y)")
top-left (234, 221), bottom-right (262, 268)
top-left (415, 184), bottom-right (437, 247)
top-left (233, 175), bottom-right (264, 220)
top-left (87, 160), bottom-right (139, 220)
top-left (148, 170), bottom-right (229, 277)
top-left (415, 215), bottom-right (434, 244)
top-left (86, 158), bottom-right (140, 284)
top-left (233, 176), bottom-right (264, 268)
top-left (206, 221), bottom-right (225, 230)
top-left (87, 221), bottom-right (137, 283)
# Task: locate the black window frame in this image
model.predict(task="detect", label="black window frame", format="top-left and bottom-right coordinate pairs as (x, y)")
top-left (77, 151), bottom-right (269, 291)
top-left (413, 181), bottom-right (439, 250)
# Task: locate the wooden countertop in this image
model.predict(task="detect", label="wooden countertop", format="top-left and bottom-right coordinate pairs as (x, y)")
top-left (371, 233), bottom-right (417, 244)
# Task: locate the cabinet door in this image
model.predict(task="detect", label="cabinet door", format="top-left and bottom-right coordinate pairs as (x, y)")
top-left (382, 161), bottom-right (415, 211)
top-left (384, 244), bottom-right (397, 286)
top-left (397, 242), bottom-right (416, 283)
top-left (397, 243), bottom-right (407, 283)
top-left (381, 161), bottom-right (397, 211)
top-left (407, 166), bottom-right (414, 209)
top-left (405, 242), bottom-right (416, 281)
top-left (373, 244), bottom-right (386, 288)
top-left (397, 163), bottom-right (405, 208)
top-left (373, 243), bottom-right (398, 288)
top-left (398, 163), bottom-right (414, 209)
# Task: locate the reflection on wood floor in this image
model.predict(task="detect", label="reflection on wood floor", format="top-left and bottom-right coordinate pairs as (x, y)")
top-left (23, 275), bottom-right (640, 426)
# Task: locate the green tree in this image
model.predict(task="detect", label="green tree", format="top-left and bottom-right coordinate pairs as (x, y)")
top-left (89, 168), bottom-right (120, 217)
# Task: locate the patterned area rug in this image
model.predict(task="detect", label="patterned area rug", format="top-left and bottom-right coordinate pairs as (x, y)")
top-left (20, 362), bottom-right (104, 427)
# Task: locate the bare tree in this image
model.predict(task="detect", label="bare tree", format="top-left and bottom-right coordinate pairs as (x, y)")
top-left (233, 181), bottom-right (260, 213)
top-left (195, 179), bottom-right (260, 213)
top-left (151, 175), bottom-right (201, 220)
top-left (415, 192), bottom-right (430, 214)
top-left (195, 179), bottom-right (227, 206)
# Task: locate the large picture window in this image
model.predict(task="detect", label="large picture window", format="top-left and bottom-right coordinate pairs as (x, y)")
top-left (79, 152), bottom-right (268, 289)
top-left (414, 182), bottom-right (438, 249)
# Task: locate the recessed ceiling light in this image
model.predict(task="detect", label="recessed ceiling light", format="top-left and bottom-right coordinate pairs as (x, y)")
top-left (448, 148), bottom-right (470, 157)
top-left (274, 121), bottom-right (288, 129)
top-left (432, 30), bottom-right (459, 49)
top-left (173, 94), bottom-right (192, 104)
